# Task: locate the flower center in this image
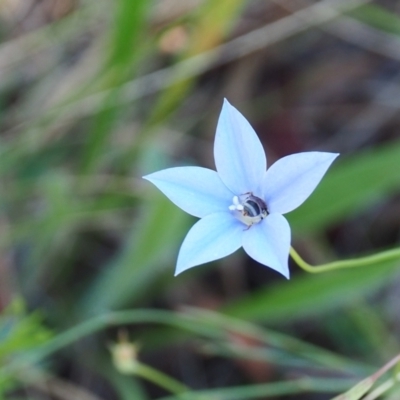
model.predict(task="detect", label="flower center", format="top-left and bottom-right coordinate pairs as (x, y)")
top-left (229, 193), bottom-right (268, 227)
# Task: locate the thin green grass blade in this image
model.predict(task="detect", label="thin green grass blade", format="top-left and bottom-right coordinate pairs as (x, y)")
top-left (223, 259), bottom-right (399, 323)
top-left (348, 4), bottom-right (400, 35)
top-left (81, 0), bottom-right (150, 174)
top-left (157, 378), bottom-right (356, 400)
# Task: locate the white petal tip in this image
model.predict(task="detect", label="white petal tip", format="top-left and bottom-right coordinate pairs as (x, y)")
top-left (273, 266), bottom-right (290, 280)
top-left (324, 152), bottom-right (340, 164)
top-left (142, 174), bottom-right (154, 182)
top-left (283, 271), bottom-right (290, 280)
top-left (174, 265), bottom-right (183, 276)
top-left (174, 265), bottom-right (191, 277)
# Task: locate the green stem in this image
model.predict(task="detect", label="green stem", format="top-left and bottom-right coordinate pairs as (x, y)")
top-left (124, 362), bottom-right (208, 399)
top-left (363, 377), bottom-right (397, 400)
top-left (134, 362), bottom-right (189, 395)
top-left (158, 378), bottom-right (357, 400)
top-left (290, 246), bottom-right (400, 274)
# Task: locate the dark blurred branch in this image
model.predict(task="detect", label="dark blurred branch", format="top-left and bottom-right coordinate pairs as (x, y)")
top-left (45, 0), bottom-right (372, 122)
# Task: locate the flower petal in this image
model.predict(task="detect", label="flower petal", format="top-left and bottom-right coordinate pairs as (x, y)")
top-left (175, 212), bottom-right (243, 275)
top-left (143, 167), bottom-right (233, 218)
top-left (242, 214), bottom-right (291, 278)
top-left (214, 99), bottom-right (266, 195)
top-left (263, 152), bottom-right (339, 214)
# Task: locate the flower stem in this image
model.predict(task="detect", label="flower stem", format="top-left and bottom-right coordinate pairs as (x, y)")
top-left (134, 362), bottom-right (189, 395)
top-left (290, 246), bottom-right (400, 274)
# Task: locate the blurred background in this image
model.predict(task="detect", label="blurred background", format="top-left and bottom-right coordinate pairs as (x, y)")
top-left (0, 0), bottom-right (400, 398)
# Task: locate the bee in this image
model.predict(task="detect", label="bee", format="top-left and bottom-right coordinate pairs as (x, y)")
top-left (242, 193), bottom-right (268, 223)
top-left (230, 192), bottom-right (268, 228)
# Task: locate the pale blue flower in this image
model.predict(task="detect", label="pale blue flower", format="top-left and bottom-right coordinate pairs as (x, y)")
top-left (143, 99), bottom-right (338, 278)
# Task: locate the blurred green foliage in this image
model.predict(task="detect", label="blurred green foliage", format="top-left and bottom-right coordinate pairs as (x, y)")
top-left (0, 0), bottom-right (400, 399)
top-left (0, 298), bottom-right (52, 395)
